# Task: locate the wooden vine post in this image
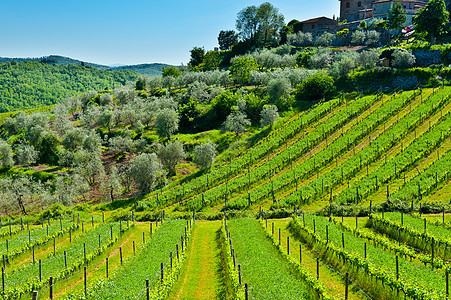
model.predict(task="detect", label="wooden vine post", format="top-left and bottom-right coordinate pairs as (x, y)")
top-left (396, 255), bottom-right (399, 280)
top-left (49, 276), bottom-right (53, 300)
top-left (345, 272), bottom-right (349, 300)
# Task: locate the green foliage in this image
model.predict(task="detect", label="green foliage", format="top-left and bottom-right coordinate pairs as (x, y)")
top-left (130, 153), bottom-right (166, 193)
top-left (227, 218), bottom-right (313, 299)
top-left (295, 72), bottom-right (335, 101)
top-left (87, 220), bottom-right (187, 299)
top-left (189, 47), bottom-right (205, 68)
top-left (202, 51), bottom-right (223, 71)
top-left (359, 20), bottom-right (367, 30)
top-left (162, 66), bottom-right (181, 77)
top-left (193, 140), bottom-right (217, 169)
top-left (230, 56), bottom-right (259, 86)
top-left (236, 3), bottom-right (285, 46)
top-left (336, 28), bottom-right (349, 38)
top-left (387, 0), bottom-right (407, 30)
top-left (154, 108), bottom-right (179, 139)
top-left (212, 90), bottom-right (242, 121)
top-left (218, 30), bottom-right (238, 51)
top-left (414, 0), bottom-right (450, 42)
top-left (135, 76), bottom-right (147, 90)
top-left (244, 92), bottom-right (266, 124)
top-left (157, 141), bottom-right (186, 175)
top-left (0, 61), bottom-right (137, 112)
top-left (179, 98), bottom-right (200, 129)
top-left (296, 51), bottom-right (313, 68)
top-left (224, 107), bottom-right (251, 135)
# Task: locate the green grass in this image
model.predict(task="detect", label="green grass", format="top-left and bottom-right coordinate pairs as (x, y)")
top-left (227, 218), bottom-right (311, 300)
top-left (85, 219), bottom-right (187, 299)
top-left (293, 214), bottom-right (447, 299)
top-left (167, 221), bottom-right (222, 300)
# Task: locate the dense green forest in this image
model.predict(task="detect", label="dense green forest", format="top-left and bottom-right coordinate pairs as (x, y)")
top-left (0, 61), bottom-right (139, 112)
top-left (110, 63), bottom-right (174, 76)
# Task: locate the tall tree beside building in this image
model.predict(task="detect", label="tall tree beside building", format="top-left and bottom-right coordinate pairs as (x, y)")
top-left (189, 47), bottom-right (205, 68)
top-left (218, 30), bottom-right (238, 50)
top-left (236, 3), bottom-right (284, 46)
top-left (387, 0), bottom-right (407, 30)
top-left (414, 0), bottom-right (449, 44)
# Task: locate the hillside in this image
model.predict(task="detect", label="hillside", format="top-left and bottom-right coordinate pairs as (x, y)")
top-left (109, 63), bottom-right (174, 76)
top-left (0, 61), bottom-right (138, 112)
top-left (0, 55), bottom-right (174, 76)
top-left (0, 55), bottom-right (107, 69)
top-left (0, 87), bottom-right (449, 299)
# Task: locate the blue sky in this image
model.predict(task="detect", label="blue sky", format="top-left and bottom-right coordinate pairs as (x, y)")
top-left (0, 0), bottom-right (339, 66)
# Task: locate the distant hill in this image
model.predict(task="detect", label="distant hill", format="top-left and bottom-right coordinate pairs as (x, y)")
top-left (0, 60), bottom-right (139, 112)
top-left (0, 55), bottom-right (174, 76)
top-left (109, 63), bottom-right (174, 76)
top-left (0, 55), bottom-right (107, 69)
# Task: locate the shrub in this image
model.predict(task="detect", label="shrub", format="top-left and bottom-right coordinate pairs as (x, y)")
top-left (315, 32), bottom-right (335, 47)
top-left (295, 72), bottom-right (335, 101)
top-left (366, 30), bottom-right (381, 45)
top-left (193, 140), bottom-right (217, 169)
top-left (351, 30), bottom-right (366, 45)
top-left (260, 105), bottom-right (279, 127)
top-left (309, 48), bottom-right (333, 69)
top-left (392, 49), bottom-right (416, 68)
top-left (359, 50), bottom-right (381, 69)
top-left (330, 51), bottom-right (359, 78)
top-left (267, 77), bottom-right (292, 102)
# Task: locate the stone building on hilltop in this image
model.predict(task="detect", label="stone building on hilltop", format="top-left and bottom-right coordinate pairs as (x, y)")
top-left (339, 0), bottom-right (429, 26)
top-left (339, 0), bottom-right (374, 22)
top-left (298, 17), bottom-right (339, 36)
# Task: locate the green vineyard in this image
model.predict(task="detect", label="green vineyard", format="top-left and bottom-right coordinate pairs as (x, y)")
top-left (2, 87), bottom-right (451, 299)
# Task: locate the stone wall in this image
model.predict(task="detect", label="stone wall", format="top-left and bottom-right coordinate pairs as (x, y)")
top-left (391, 76), bottom-right (419, 89)
top-left (412, 50), bottom-right (442, 67)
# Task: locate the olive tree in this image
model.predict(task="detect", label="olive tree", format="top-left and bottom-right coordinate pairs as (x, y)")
top-left (52, 173), bottom-right (90, 205)
top-left (224, 107), bottom-right (251, 135)
top-left (157, 141), bottom-right (186, 175)
top-left (392, 49), bottom-right (416, 68)
top-left (260, 105), bottom-right (279, 127)
top-left (62, 128), bottom-right (86, 151)
top-left (154, 108), bottom-right (179, 139)
top-left (315, 32), bottom-right (335, 47)
top-left (0, 141), bottom-right (14, 168)
top-left (16, 144), bottom-right (38, 166)
top-left (351, 30), bottom-right (366, 45)
top-left (101, 166), bottom-right (122, 202)
top-left (193, 140), bottom-right (217, 169)
top-left (1, 175), bottom-right (42, 215)
top-left (130, 153), bottom-right (166, 193)
top-left (267, 77), bottom-right (291, 103)
top-left (74, 150), bottom-right (105, 186)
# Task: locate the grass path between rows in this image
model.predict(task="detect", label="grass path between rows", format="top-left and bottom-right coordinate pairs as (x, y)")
top-left (168, 220), bottom-right (221, 300)
top-left (271, 218), bottom-right (365, 300)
